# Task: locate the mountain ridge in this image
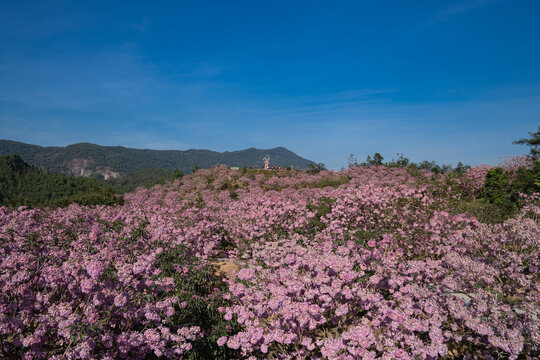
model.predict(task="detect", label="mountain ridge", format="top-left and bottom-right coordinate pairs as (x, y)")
top-left (0, 139), bottom-right (316, 178)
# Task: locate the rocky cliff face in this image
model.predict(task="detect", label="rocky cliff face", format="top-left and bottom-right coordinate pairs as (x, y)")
top-left (68, 158), bottom-right (120, 179)
top-left (99, 169), bottom-right (121, 180)
top-left (68, 158), bottom-right (93, 177)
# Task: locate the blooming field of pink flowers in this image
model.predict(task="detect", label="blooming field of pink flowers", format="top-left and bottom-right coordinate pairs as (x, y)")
top-left (1, 165), bottom-right (539, 359)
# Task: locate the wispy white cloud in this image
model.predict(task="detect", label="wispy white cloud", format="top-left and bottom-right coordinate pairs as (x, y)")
top-left (131, 16), bottom-right (153, 33)
top-left (415, 0), bottom-right (498, 30)
top-left (282, 88), bottom-right (400, 106)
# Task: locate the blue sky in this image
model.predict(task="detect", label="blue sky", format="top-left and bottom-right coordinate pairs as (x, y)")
top-left (1, 0), bottom-right (539, 169)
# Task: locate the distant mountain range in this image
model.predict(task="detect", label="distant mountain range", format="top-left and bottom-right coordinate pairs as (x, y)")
top-left (0, 140), bottom-right (315, 178)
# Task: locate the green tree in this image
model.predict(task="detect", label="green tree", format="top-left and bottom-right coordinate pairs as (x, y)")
top-left (454, 161), bottom-right (468, 174)
top-left (484, 168), bottom-right (510, 206)
top-left (513, 126), bottom-right (540, 160)
top-left (364, 153), bottom-right (384, 166)
top-left (307, 163), bottom-right (327, 174)
top-left (347, 154), bottom-right (359, 168)
top-left (171, 168), bottom-right (183, 179)
top-left (316, 163), bottom-right (327, 171)
top-left (387, 153), bottom-right (409, 168)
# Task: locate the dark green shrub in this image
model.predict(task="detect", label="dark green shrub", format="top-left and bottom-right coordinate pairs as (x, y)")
top-left (508, 162), bottom-right (540, 203)
top-left (50, 186), bottom-right (123, 207)
top-left (455, 198), bottom-right (510, 224)
top-left (171, 168), bottom-right (184, 180)
top-left (155, 246), bottom-right (241, 360)
top-left (484, 168), bottom-right (509, 206)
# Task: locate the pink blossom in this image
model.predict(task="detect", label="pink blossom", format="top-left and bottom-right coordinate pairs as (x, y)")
top-left (86, 260), bottom-right (105, 279)
top-left (217, 336), bottom-right (227, 346)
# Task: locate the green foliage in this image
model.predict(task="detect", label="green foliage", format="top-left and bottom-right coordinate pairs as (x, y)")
top-left (307, 162), bottom-right (327, 174)
top-left (49, 186), bottom-right (123, 207)
top-left (513, 125), bottom-right (540, 159)
top-left (455, 198), bottom-right (510, 224)
top-left (106, 168), bottom-right (174, 193)
top-left (440, 161), bottom-right (540, 224)
top-left (303, 176), bottom-right (350, 189)
top-left (415, 160), bottom-right (452, 174)
top-left (0, 154), bottom-right (122, 208)
top-left (349, 153), bottom-right (463, 174)
top-left (352, 229), bottom-right (382, 246)
top-left (388, 153), bottom-right (409, 168)
top-left (304, 197), bottom-right (335, 234)
top-left (347, 154), bottom-right (359, 168)
top-left (454, 161), bottom-right (467, 174)
top-left (171, 168), bottom-right (184, 179)
top-left (363, 153), bottom-right (384, 166)
top-left (466, 126), bottom-right (540, 221)
top-left (155, 246), bottom-right (241, 360)
top-left (461, 164), bottom-right (540, 223)
top-left (484, 168), bottom-right (510, 206)
top-left (508, 162), bottom-right (540, 201)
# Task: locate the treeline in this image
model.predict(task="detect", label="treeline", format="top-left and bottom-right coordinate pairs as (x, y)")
top-left (0, 154), bottom-right (123, 208)
top-left (347, 152), bottom-right (469, 174)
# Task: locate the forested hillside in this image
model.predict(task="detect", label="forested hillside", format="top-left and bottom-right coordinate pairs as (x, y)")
top-left (0, 140), bottom-right (314, 177)
top-left (0, 154), bottom-right (123, 208)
